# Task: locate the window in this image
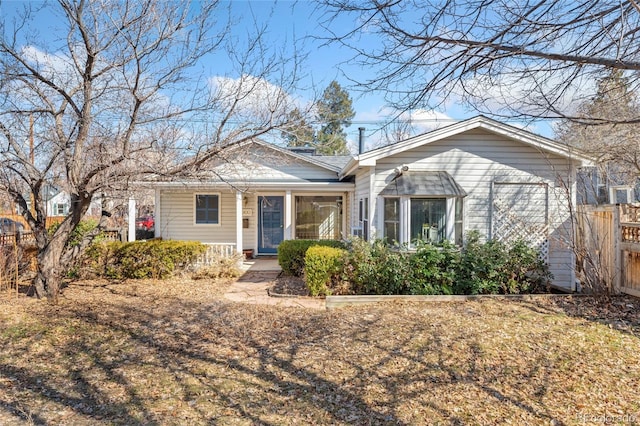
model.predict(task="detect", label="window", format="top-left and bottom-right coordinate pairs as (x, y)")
top-left (195, 194), bottom-right (220, 224)
top-left (383, 197), bottom-right (400, 243)
top-left (53, 203), bottom-right (68, 216)
top-left (410, 198), bottom-right (446, 244)
top-left (295, 196), bottom-right (342, 239)
top-left (358, 198), bottom-right (369, 240)
top-left (362, 197), bottom-right (369, 241)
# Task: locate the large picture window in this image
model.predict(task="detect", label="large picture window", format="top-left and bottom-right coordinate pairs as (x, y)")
top-left (295, 196), bottom-right (342, 239)
top-left (410, 198), bottom-right (446, 243)
top-left (195, 194), bottom-right (220, 224)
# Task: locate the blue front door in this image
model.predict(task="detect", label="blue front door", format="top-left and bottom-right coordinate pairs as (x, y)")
top-left (258, 196), bottom-right (284, 254)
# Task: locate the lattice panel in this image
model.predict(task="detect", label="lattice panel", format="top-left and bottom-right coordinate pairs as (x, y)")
top-left (493, 196), bottom-right (549, 263)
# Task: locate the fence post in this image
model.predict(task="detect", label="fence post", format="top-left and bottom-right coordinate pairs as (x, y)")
top-left (613, 205), bottom-right (622, 294)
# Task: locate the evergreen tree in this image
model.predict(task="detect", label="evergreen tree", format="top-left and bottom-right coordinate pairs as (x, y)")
top-left (315, 81), bottom-right (355, 155)
top-left (282, 108), bottom-right (315, 147)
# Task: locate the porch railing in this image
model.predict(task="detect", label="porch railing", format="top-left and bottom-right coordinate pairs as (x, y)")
top-left (195, 243), bottom-right (238, 266)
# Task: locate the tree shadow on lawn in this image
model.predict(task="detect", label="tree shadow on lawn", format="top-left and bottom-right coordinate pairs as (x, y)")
top-left (517, 295), bottom-right (640, 338)
top-left (1, 295), bottom-right (636, 424)
top-left (1, 299), bottom-right (405, 424)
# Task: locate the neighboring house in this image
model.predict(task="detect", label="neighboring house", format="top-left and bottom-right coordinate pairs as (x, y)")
top-left (27, 185), bottom-right (103, 218)
top-left (153, 116), bottom-right (592, 291)
top-left (44, 186), bottom-right (71, 216)
top-left (577, 165), bottom-right (639, 205)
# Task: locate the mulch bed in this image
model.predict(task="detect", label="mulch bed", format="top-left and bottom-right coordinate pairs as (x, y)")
top-left (269, 273), bottom-right (309, 296)
top-left (0, 278), bottom-right (639, 425)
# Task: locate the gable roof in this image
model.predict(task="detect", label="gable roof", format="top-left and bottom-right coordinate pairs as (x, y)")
top-left (236, 139), bottom-right (348, 173)
top-left (340, 115), bottom-right (593, 178)
top-left (152, 138), bottom-right (357, 188)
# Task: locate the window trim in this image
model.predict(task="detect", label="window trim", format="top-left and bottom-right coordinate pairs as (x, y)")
top-left (194, 193), bottom-right (221, 226)
top-left (383, 196), bottom-right (400, 244)
top-left (293, 195), bottom-right (343, 240)
top-left (409, 197), bottom-right (447, 244)
top-left (362, 197), bottom-right (369, 241)
top-left (382, 195), bottom-right (464, 246)
top-left (53, 203), bottom-right (68, 216)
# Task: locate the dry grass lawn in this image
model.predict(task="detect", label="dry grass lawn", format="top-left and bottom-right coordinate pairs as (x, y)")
top-left (0, 277), bottom-right (639, 425)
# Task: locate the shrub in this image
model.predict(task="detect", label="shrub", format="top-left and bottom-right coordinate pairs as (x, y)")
top-left (505, 239), bottom-right (552, 293)
top-left (191, 252), bottom-right (243, 280)
top-left (342, 238), bottom-right (412, 295)
top-left (339, 233), bottom-right (550, 296)
top-left (454, 231), bottom-right (551, 294)
top-left (278, 239), bottom-right (345, 276)
top-left (304, 245), bottom-right (347, 296)
top-left (48, 219), bottom-right (102, 247)
top-left (409, 240), bottom-right (459, 295)
top-left (83, 239), bottom-right (207, 279)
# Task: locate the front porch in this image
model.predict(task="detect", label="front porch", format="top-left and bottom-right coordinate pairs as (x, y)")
top-left (148, 184), bottom-right (353, 256)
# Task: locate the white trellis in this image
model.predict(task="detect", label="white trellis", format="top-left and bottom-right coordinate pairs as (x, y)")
top-left (491, 182), bottom-right (549, 263)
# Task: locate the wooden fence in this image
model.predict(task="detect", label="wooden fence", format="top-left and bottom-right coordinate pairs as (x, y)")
top-left (0, 229), bottom-right (122, 247)
top-left (576, 204), bottom-right (640, 297)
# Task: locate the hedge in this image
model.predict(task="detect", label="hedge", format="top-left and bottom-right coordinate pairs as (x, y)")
top-left (304, 245), bottom-right (347, 296)
top-left (277, 239), bottom-right (345, 276)
top-left (84, 239), bottom-right (207, 279)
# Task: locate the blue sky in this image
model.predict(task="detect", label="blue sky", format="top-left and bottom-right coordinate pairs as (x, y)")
top-left (0, 0), bottom-right (554, 149)
top-left (216, 1), bottom-right (488, 145)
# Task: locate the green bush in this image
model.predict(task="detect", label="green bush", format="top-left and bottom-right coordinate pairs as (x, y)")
top-left (454, 231), bottom-right (551, 295)
top-left (409, 240), bottom-right (458, 295)
top-left (339, 233), bottom-right (551, 296)
top-left (48, 219), bottom-right (102, 247)
top-left (84, 239), bottom-right (207, 279)
top-left (342, 238), bottom-right (412, 295)
top-left (277, 239), bottom-right (345, 276)
top-left (304, 245), bottom-right (347, 296)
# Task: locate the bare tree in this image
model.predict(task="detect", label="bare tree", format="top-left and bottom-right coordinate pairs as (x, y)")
top-left (556, 70), bottom-right (640, 192)
top-left (320, 0), bottom-right (640, 124)
top-left (380, 117), bottom-right (415, 147)
top-left (0, 0), bottom-right (303, 302)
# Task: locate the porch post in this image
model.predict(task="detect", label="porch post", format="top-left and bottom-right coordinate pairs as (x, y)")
top-left (154, 188), bottom-right (160, 239)
top-left (236, 191), bottom-right (243, 255)
top-left (127, 197), bottom-right (136, 242)
top-left (284, 190), bottom-right (292, 240)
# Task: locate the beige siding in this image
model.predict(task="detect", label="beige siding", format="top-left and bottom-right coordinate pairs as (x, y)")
top-left (159, 189), bottom-right (352, 250)
top-left (373, 129), bottom-right (576, 290)
top-left (242, 193), bottom-right (257, 250)
top-left (158, 190), bottom-right (238, 244)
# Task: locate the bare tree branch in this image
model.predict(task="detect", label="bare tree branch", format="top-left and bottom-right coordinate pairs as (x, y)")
top-left (0, 0), bottom-right (306, 301)
top-left (320, 0), bottom-right (640, 124)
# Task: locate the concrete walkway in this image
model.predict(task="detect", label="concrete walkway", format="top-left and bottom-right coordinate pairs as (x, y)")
top-left (223, 257), bottom-right (325, 310)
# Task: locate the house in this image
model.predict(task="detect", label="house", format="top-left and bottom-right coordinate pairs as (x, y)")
top-left (21, 185), bottom-right (102, 217)
top-left (43, 185), bottom-right (71, 216)
top-left (42, 185), bottom-right (102, 217)
top-left (153, 116), bottom-right (592, 291)
top-left (577, 164), bottom-right (639, 205)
